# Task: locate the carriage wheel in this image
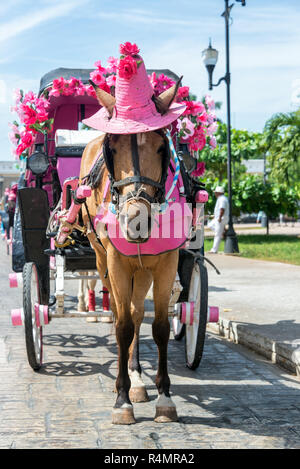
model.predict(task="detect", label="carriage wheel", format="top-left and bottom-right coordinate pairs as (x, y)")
top-left (172, 318), bottom-right (185, 341)
top-left (23, 262), bottom-right (43, 371)
top-left (185, 259), bottom-right (208, 370)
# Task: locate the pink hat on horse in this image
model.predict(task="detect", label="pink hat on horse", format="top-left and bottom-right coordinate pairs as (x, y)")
top-left (83, 42), bottom-right (186, 134)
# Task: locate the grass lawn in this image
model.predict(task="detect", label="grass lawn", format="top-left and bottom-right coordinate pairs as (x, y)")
top-left (204, 234), bottom-right (300, 265)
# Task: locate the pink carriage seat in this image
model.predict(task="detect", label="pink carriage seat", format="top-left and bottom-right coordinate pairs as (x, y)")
top-left (55, 130), bottom-right (104, 186)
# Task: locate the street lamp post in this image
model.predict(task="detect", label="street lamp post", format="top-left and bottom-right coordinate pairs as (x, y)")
top-left (202, 0), bottom-right (246, 254)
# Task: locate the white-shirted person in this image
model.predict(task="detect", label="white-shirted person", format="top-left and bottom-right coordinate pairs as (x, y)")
top-left (207, 186), bottom-right (229, 253)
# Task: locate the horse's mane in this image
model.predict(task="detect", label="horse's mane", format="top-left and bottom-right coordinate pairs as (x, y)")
top-left (85, 153), bottom-right (106, 190)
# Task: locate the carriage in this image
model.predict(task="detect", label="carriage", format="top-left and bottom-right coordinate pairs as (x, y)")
top-left (9, 51), bottom-right (219, 422)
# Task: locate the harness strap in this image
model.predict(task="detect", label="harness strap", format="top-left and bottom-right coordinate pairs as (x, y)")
top-left (131, 134), bottom-right (140, 192)
top-left (81, 149), bottom-right (103, 187)
top-left (113, 176), bottom-right (163, 189)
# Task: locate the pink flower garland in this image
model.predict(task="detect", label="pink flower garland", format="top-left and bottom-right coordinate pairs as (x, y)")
top-left (9, 88), bottom-right (53, 159)
top-left (9, 41), bottom-right (218, 169)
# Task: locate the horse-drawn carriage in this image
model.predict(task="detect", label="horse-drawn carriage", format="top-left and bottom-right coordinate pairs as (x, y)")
top-left (10, 43), bottom-right (219, 424)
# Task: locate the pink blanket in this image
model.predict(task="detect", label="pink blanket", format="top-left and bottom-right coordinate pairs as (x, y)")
top-left (94, 167), bottom-right (192, 256)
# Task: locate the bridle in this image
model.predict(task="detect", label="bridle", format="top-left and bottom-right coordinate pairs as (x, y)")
top-left (103, 131), bottom-right (171, 214)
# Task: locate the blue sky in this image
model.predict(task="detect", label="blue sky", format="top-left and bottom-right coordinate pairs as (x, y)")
top-left (1, 0), bottom-right (300, 161)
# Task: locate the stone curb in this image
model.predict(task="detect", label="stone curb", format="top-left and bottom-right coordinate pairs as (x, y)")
top-left (207, 316), bottom-right (300, 378)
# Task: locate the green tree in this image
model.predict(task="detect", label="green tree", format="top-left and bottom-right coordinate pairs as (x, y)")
top-left (200, 122), bottom-right (266, 181)
top-left (264, 109), bottom-right (300, 185)
top-left (204, 174), bottom-right (298, 219)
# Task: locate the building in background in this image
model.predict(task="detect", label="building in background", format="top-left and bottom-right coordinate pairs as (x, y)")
top-left (242, 159), bottom-right (264, 175)
top-left (0, 161), bottom-right (20, 199)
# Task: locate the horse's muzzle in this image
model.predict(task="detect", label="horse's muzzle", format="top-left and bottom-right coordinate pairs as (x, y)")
top-left (119, 202), bottom-right (152, 243)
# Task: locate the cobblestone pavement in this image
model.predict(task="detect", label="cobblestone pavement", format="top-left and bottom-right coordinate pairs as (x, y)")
top-left (1, 244), bottom-right (300, 449)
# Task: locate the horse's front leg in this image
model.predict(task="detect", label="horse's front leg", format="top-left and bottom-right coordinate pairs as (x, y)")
top-left (128, 269), bottom-right (152, 403)
top-left (108, 253), bottom-right (135, 425)
top-left (152, 250), bottom-right (179, 423)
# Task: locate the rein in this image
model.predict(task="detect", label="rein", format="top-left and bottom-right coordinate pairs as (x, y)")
top-left (82, 130), bottom-right (182, 222)
top-left (103, 131), bottom-right (171, 215)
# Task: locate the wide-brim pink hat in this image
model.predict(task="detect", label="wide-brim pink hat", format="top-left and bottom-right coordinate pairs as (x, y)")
top-left (83, 45), bottom-right (186, 134)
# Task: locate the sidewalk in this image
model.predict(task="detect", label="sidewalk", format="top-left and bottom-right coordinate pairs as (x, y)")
top-left (205, 221), bottom-right (300, 237)
top-left (205, 253), bottom-right (300, 377)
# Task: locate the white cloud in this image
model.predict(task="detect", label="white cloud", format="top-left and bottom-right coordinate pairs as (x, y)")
top-left (0, 0), bottom-right (86, 43)
top-left (97, 8), bottom-right (219, 30)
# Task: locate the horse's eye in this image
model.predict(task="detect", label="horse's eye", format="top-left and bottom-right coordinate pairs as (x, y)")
top-left (157, 145), bottom-right (165, 154)
top-left (111, 148), bottom-right (117, 155)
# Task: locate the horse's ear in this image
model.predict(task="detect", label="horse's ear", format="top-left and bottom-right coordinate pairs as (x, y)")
top-left (89, 80), bottom-right (116, 117)
top-left (153, 76), bottom-right (183, 115)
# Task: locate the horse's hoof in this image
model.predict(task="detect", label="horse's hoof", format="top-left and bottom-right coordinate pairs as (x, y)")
top-left (154, 408), bottom-right (178, 423)
top-left (112, 405), bottom-right (136, 425)
top-left (129, 386), bottom-right (149, 403)
top-left (154, 395), bottom-right (178, 423)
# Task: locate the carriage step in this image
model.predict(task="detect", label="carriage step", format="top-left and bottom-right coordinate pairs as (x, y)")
top-left (174, 303), bottom-right (219, 326)
top-left (48, 309), bottom-right (113, 319)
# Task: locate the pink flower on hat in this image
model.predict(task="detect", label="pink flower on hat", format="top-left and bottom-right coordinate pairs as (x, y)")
top-left (119, 42), bottom-right (140, 56)
top-left (118, 55), bottom-right (138, 80)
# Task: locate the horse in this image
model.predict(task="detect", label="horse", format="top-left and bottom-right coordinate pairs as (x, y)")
top-left (79, 87), bottom-right (182, 425)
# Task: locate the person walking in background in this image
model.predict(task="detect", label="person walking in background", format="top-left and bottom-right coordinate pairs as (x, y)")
top-left (207, 186), bottom-right (229, 254)
top-left (256, 211), bottom-right (264, 224)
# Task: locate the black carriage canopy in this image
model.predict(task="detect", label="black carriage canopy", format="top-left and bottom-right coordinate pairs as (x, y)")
top-left (38, 67), bottom-right (181, 95)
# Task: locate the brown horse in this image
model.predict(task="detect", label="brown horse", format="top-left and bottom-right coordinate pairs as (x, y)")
top-left (80, 85), bottom-right (180, 425)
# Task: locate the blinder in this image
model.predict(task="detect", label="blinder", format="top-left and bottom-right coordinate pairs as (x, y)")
top-left (103, 132), bottom-right (171, 211)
